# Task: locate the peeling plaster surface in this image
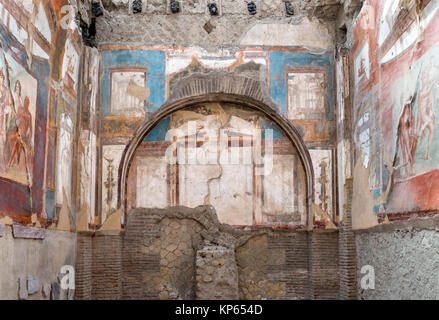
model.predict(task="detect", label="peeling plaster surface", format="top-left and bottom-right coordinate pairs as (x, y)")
top-left (129, 102), bottom-right (308, 228)
top-left (240, 19), bottom-right (335, 49)
top-left (97, 14), bottom-right (338, 229)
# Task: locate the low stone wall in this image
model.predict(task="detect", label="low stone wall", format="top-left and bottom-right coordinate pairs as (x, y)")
top-left (196, 245), bottom-right (239, 300)
top-left (77, 206), bottom-right (345, 300)
top-left (237, 232), bottom-right (311, 299)
top-left (75, 232), bottom-right (93, 299)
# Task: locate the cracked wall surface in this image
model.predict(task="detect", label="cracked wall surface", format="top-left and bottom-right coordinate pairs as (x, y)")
top-left (128, 102), bottom-right (308, 228)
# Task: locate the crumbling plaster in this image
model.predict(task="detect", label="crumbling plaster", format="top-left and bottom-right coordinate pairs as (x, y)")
top-left (117, 69), bottom-right (316, 229)
top-left (71, 0), bottom-right (365, 48)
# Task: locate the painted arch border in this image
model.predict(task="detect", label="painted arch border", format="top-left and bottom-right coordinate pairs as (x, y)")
top-left (117, 79), bottom-right (315, 228)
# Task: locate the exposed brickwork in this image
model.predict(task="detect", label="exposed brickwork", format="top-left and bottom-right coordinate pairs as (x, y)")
top-left (338, 179), bottom-right (357, 299)
top-left (236, 234), bottom-right (277, 299)
top-left (309, 231), bottom-right (340, 300)
top-left (267, 232), bottom-right (310, 299)
top-left (92, 231), bottom-right (123, 299)
top-left (235, 232), bottom-right (312, 300)
top-left (122, 208), bottom-right (206, 299)
top-left (122, 214), bottom-right (161, 299)
top-left (79, 207), bottom-right (345, 299)
top-left (75, 232), bottom-right (93, 300)
top-left (164, 71), bottom-right (276, 113)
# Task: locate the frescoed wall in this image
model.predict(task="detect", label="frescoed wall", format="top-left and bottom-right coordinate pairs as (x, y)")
top-left (127, 102), bottom-right (307, 228)
top-left (97, 45), bottom-right (337, 230)
top-left (0, 48), bottom-right (37, 186)
top-left (0, 0), bottom-right (83, 299)
top-left (351, 0), bottom-right (439, 229)
top-left (0, 0), bottom-right (374, 300)
top-left (0, 0), bottom-right (53, 222)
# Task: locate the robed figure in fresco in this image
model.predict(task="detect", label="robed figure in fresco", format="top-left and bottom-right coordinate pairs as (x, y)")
top-left (0, 69), bottom-right (12, 173)
top-left (6, 80), bottom-right (32, 171)
top-left (395, 95), bottom-right (417, 177)
top-left (394, 61), bottom-right (439, 178)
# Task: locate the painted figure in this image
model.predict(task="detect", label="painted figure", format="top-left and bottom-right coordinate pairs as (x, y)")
top-left (57, 113), bottom-right (73, 210)
top-left (416, 65), bottom-right (437, 161)
top-left (17, 96), bottom-right (33, 148)
top-left (6, 80), bottom-right (33, 170)
top-left (0, 69), bottom-right (12, 172)
top-left (6, 80), bottom-right (24, 169)
top-left (395, 95), bottom-right (416, 176)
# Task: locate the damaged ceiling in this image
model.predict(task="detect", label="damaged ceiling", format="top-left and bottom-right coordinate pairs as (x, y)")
top-left (72, 0), bottom-right (365, 47)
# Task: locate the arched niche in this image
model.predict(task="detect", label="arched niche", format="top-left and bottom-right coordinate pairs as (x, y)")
top-left (117, 72), bottom-right (315, 228)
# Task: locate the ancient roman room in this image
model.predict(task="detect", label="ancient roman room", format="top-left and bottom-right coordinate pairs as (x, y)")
top-left (0, 0), bottom-right (438, 301)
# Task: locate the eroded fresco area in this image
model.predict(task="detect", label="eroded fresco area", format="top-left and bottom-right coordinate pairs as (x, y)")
top-left (351, 0), bottom-right (439, 229)
top-left (127, 102), bottom-right (307, 228)
top-left (0, 0), bottom-right (84, 299)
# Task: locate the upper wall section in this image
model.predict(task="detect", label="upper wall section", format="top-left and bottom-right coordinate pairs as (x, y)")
top-left (95, 0), bottom-right (337, 49)
top-left (97, 44), bottom-right (338, 230)
top-left (350, 0), bottom-right (439, 229)
top-left (92, 0), bottom-right (347, 231)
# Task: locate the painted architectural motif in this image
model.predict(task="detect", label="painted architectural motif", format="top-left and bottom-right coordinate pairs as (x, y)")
top-left (98, 46), bottom-right (337, 229)
top-left (127, 102), bottom-right (307, 227)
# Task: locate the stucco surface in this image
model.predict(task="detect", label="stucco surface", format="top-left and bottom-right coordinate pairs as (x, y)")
top-left (356, 227), bottom-right (439, 300)
top-left (0, 226), bottom-right (76, 299)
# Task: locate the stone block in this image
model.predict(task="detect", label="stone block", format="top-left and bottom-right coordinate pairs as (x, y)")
top-left (12, 225), bottom-right (46, 239)
top-left (195, 245), bottom-right (239, 300)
